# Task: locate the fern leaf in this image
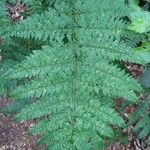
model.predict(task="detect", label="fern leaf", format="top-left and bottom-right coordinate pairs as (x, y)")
top-left (130, 97), bottom-right (150, 144)
top-left (3, 0), bottom-right (144, 149)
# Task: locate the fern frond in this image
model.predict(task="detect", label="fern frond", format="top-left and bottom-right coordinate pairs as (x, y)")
top-left (123, 30), bottom-right (147, 47)
top-left (6, 9), bottom-right (71, 43)
top-left (16, 95), bottom-right (125, 149)
top-left (3, 0), bottom-right (144, 149)
top-left (1, 98), bottom-right (33, 113)
top-left (0, 59), bottom-right (17, 96)
top-left (6, 7), bottom-right (144, 64)
top-left (0, 0), bottom-right (9, 28)
top-left (130, 97), bottom-right (150, 144)
top-left (7, 45), bottom-right (141, 102)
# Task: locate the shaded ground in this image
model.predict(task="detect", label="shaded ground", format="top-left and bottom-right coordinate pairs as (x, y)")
top-left (0, 97), bottom-right (44, 150)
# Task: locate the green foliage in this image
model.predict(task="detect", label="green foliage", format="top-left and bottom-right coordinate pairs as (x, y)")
top-left (0, 0), bottom-right (44, 96)
top-left (128, 0), bottom-right (150, 33)
top-left (130, 97), bottom-right (150, 144)
top-left (128, 1), bottom-right (150, 146)
top-left (140, 66), bottom-right (150, 88)
top-left (0, 0), bottom-right (145, 149)
top-left (0, 59), bottom-right (17, 96)
top-left (134, 42), bottom-right (150, 64)
top-left (128, 10), bottom-right (150, 33)
top-left (128, 0), bottom-right (140, 11)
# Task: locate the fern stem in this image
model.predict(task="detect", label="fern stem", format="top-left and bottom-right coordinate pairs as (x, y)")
top-left (68, 1), bottom-right (77, 115)
top-left (69, 0), bottom-right (77, 148)
top-left (72, 33), bottom-right (77, 116)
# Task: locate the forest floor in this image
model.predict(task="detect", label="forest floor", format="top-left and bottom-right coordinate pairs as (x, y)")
top-left (0, 97), bottom-right (44, 150)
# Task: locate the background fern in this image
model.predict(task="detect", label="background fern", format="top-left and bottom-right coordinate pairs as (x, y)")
top-left (0, 0), bottom-right (145, 149)
top-left (130, 96), bottom-right (150, 145)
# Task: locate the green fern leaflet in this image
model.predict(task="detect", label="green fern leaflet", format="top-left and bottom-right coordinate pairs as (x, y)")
top-left (130, 97), bottom-right (150, 145)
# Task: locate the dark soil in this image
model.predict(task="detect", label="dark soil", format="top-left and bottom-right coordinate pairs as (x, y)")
top-left (0, 97), bottom-right (44, 150)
